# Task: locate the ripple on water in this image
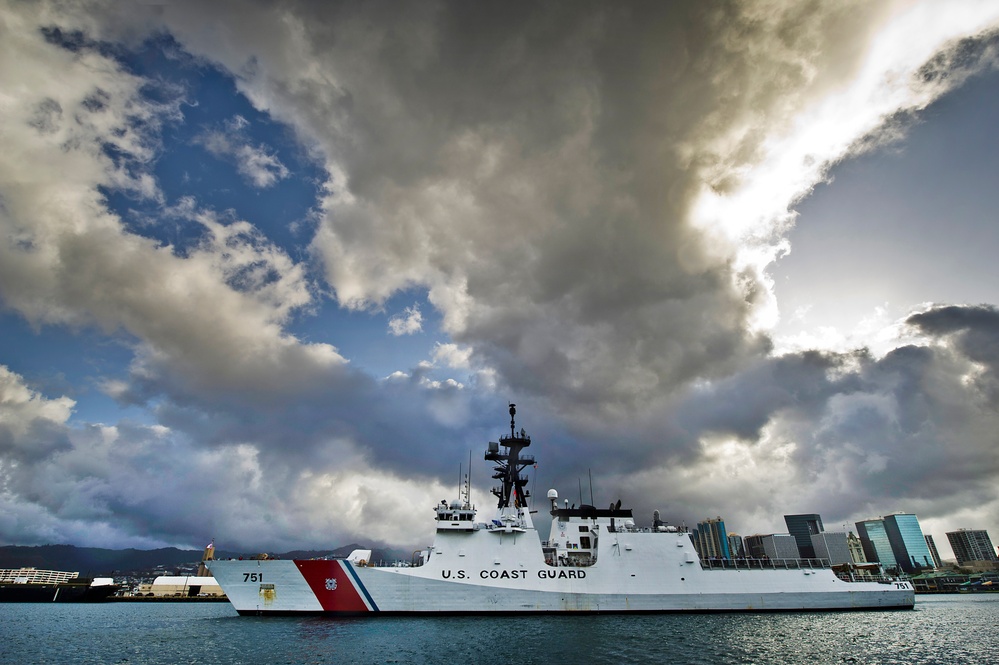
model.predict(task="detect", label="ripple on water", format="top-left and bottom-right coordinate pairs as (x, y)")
top-left (1, 596), bottom-right (997, 665)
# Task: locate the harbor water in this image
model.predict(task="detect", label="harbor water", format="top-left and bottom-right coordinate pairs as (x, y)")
top-left (1, 595), bottom-right (996, 664)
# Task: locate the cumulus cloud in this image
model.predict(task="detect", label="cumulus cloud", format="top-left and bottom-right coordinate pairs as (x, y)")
top-left (0, 366), bottom-right (456, 550)
top-left (0, 12), bottom-right (346, 409)
top-left (2, 0), bottom-right (999, 552)
top-left (432, 343), bottom-right (471, 370)
top-left (0, 366), bottom-right (74, 462)
top-left (388, 304), bottom-right (423, 336)
top-left (141, 0), bottom-right (999, 420)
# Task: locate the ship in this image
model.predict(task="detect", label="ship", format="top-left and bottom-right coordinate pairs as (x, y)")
top-left (208, 404), bottom-right (915, 615)
top-left (0, 567), bottom-right (118, 603)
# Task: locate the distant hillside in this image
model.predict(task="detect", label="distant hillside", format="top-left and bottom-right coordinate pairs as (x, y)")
top-left (0, 545), bottom-right (219, 575)
top-left (0, 543), bottom-right (413, 575)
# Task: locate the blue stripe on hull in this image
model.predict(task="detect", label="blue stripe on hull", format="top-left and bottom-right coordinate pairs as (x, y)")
top-left (342, 561), bottom-right (380, 612)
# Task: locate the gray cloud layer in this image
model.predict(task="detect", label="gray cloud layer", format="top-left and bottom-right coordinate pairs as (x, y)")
top-left (2, 1), bottom-right (999, 552)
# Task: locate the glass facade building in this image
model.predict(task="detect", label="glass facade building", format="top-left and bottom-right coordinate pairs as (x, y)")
top-left (883, 513), bottom-right (934, 574)
top-left (784, 514), bottom-right (824, 559)
top-left (924, 534), bottom-right (943, 569)
top-left (855, 518), bottom-right (898, 570)
top-left (727, 533), bottom-right (745, 558)
top-left (744, 534), bottom-right (766, 559)
top-left (696, 518), bottom-right (731, 559)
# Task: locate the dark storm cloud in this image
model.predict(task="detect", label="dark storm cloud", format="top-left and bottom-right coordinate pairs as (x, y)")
top-left (4, 1), bottom-right (999, 550)
top-left (908, 304), bottom-right (999, 404)
top-left (645, 313), bottom-right (999, 534)
top-left (908, 304), bottom-right (999, 364)
top-left (288, 0), bottom-right (856, 411)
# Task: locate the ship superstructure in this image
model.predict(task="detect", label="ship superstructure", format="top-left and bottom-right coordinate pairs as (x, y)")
top-left (209, 405), bottom-right (915, 615)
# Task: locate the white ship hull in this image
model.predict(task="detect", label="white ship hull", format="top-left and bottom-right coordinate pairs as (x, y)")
top-left (209, 529), bottom-right (914, 615)
top-left (208, 406), bottom-right (914, 615)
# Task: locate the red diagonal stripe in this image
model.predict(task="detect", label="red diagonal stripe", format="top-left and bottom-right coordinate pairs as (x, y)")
top-left (295, 560), bottom-right (369, 612)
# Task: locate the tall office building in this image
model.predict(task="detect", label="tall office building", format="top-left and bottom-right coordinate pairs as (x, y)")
top-left (784, 514), bottom-right (824, 559)
top-left (727, 533), bottom-right (745, 558)
top-left (856, 518), bottom-right (898, 570)
top-left (696, 517), bottom-right (731, 559)
top-left (811, 531), bottom-right (852, 565)
top-left (744, 533), bottom-right (799, 560)
top-left (924, 535), bottom-right (943, 569)
top-left (744, 534), bottom-right (766, 559)
top-left (946, 529), bottom-right (999, 565)
top-left (883, 513), bottom-right (934, 573)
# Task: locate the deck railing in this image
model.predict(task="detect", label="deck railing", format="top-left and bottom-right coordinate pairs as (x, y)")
top-left (699, 557), bottom-right (832, 571)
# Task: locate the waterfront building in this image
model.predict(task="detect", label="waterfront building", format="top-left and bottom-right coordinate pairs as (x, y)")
top-left (856, 518), bottom-right (899, 571)
top-left (847, 531), bottom-right (868, 564)
top-left (924, 535), bottom-right (943, 569)
top-left (946, 529), bottom-right (999, 566)
top-left (909, 570), bottom-right (998, 593)
top-left (810, 531), bottom-right (852, 565)
top-left (727, 533), bottom-right (745, 558)
top-left (883, 513), bottom-right (935, 574)
top-left (744, 534), bottom-right (766, 559)
top-left (784, 514), bottom-right (824, 559)
top-left (744, 533), bottom-right (799, 560)
top-left (137, 576), bottom-right (225, 598)
top-left (696, 517), bottom-right (731, 559)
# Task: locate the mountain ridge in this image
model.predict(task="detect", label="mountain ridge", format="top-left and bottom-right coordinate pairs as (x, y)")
top-left (0, 543), bottom-right (410, 575)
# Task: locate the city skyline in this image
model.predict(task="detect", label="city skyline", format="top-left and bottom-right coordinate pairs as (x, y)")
top-left (702, 510), bottom-right (994, 567)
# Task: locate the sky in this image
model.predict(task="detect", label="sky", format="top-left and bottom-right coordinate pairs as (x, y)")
top-left (2, 1), bottom-right (999, 562)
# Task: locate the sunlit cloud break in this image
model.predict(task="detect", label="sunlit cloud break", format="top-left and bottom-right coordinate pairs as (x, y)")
top-left (0, 1), bottom-right (998, 560)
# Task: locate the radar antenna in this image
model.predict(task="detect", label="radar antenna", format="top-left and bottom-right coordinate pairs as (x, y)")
top-left (485, 404), bottom-right (536, 509)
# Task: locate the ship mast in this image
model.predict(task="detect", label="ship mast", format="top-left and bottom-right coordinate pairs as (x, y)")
top-left (485, 404), bottom-right (535, 510)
